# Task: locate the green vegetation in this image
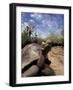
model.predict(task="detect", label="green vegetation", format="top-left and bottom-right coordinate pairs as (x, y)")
top-left (21, 24), bottom-right (44, 48)
top-left (46, 35), bottom-right (64, 46)
top-left (22, 24), bottom-right (64, 48)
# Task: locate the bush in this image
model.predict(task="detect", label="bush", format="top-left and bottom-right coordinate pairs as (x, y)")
top-left (46, 35), bottom-right (64, 46)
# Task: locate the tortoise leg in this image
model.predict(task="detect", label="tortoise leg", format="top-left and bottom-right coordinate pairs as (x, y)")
top-left (41, 64), bottom-right (55, 76)
top-left (22, 65), bottom-right (39, 77)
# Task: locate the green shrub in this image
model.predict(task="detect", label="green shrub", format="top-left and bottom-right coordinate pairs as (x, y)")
top-left (46, 35), bottom-right (64, 46)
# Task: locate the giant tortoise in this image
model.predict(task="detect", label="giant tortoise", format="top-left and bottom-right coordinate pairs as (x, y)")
top-left (21, 43), bottom-right (54, 77)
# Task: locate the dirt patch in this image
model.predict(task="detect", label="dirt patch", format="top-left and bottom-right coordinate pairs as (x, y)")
top-left (48, 46), bottom-right (64, 75)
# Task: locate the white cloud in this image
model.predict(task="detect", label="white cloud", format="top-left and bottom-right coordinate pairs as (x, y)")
top-left (41, 20), bottom-right (52, 28)
top-left (36, 28), bottom-right (49, 39)
top-left (24, 22), bottom-right (28, 26)
top-left (30, 13), bottom-right (43, 21)
top-left (42, 19), bottom-right (59, 32)
top-left (29, 19), bottom-right (35, 24)
top-left (21, 22), bottom-right (28, 32)
top-left (55, 28), bottom-right (63, 36)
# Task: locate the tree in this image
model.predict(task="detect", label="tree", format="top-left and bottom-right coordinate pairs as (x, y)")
top-left (21, 23), bottom-right (34, 48)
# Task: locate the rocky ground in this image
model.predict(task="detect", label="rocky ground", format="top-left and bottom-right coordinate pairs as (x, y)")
top-left (48, 46), bottom-right (64, 75)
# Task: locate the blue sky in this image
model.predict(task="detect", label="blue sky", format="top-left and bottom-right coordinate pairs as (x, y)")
top-left (21, 12), bottom-right (64, 39)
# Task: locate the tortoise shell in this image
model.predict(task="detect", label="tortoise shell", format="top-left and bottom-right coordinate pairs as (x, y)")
top-left (21, 43), bottom-right (43, 70)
